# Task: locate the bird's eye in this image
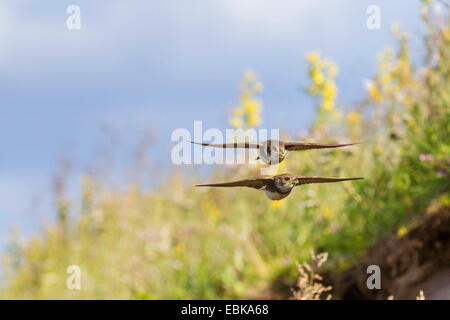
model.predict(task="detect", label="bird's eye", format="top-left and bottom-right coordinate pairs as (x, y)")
top-left (284, 177), bottom-right (290, 181)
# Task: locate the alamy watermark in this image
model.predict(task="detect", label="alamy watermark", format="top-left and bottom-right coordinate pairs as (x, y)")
top-left (366, 264), bottom-right (381, 290)
top-left (366, 5), bottom-right (381, 30)
top-left (66, 5), bottom-right (81, 30)
top-left (66, 265), bottom-right (82, 290)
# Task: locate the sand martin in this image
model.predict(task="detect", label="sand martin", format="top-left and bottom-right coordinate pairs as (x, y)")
top-left (196, 173), bottom-right (363, 200)
top-left (191, 140), bottom-right (358, 164)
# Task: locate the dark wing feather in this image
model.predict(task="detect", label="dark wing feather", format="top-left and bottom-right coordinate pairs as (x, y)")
top-left (196, 176), bottom-right (273, 189)
top-left (284, 142), bottom-right (358, 151)
top-left (296, 176), bottom-right (363, 185)
top-left (191, 141), bottom-right (261, 149)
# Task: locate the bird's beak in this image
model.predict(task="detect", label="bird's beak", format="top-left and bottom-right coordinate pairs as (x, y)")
top-left (293, 177), bottom-right (300, 186)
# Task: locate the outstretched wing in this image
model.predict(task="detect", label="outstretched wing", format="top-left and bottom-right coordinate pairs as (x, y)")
top-left (191, 141), bottom-right (261, 149)
top-left (196, 176), bottom-right (273, 189)
top-left (296, 176), bottom-right (363, 185)
top-left (284, 142), bottom-right (358, 151)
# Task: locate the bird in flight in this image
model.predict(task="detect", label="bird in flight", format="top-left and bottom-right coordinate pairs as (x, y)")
top-left (191, 140), bottom-right (358, 164)
top-left (196, 173), bottom-right (363, 200)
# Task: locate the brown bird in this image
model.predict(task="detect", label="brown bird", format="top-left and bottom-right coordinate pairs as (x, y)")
top-left (191, 140), bottom-right (358, 164)
top-left (196, 173), bottom-right (363, 200)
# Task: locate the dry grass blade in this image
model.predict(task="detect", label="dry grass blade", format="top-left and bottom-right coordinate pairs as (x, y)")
top-left (291, 251), bottom-right (332, 300)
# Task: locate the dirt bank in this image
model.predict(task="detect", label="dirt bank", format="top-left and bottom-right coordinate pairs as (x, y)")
top-left (332, 206), bottom-right (450, 299)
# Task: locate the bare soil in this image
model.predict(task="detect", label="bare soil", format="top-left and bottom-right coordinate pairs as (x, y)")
top-left (332, 206), bottom-right (450, 299)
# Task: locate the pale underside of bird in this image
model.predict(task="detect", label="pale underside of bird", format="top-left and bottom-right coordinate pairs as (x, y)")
top-left (196, 173), bottom-right (363, 200)
top-left (191, 140), bottom-right (358, 164)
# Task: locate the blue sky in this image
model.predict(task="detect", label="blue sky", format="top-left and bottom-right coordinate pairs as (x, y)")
top-left (0, 1), bottom-right (426, 249)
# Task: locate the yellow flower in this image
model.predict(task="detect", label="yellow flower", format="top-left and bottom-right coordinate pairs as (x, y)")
top-left (203, 201), bottom-right (221, 221)
top-left (390, 22), bottom-right (401, 35)
top-left (306, 51), bottom-right (320, 64)
top-left (312, 71), bottom-right (324, 85)
top-left (381, 73), bottom-right (392, 86)
top-left (347, 112), bottom-right (361, 124)
top-left (243, 99), bottom-right (260, 113)
top-left (175, 243), bottom-right (186, 255)
top-left (321, 205), bottom-right (333, 218)
top-left (305, 51), bottom-right (343, 138)
top-left (323, 81), bottom-right (337, 100)
top-left (247, 114), bottom-right (261, 127)
top-left (321, 99), bottom-right (334, 111)
top-left (397, 226), bottom-right (408, 238)
top-left (208, 204), bottom-right (220, 220)
top-left (230, 69), bottom-right (263, 128)
top-left (365, 80), bottom-right (382, 101)
top-left (230, 117), bottom-right (244, 128)
top-left (270, 200), bottom-right (284, 209)
top-left (443, 27), bottom-right (450, 41)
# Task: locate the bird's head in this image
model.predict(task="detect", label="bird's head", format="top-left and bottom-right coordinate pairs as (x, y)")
top-left (279, 149), bottom-right (288, 161)
top-left (274, 174), bottom-right (297, 191)
top-left (259, 142), bottom-right (283, 164)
